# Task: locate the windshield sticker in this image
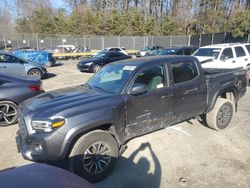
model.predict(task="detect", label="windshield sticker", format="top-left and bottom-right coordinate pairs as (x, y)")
top-left (123, 66), bottom-right (136, 71)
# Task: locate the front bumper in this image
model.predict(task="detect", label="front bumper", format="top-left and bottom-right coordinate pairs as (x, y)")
top-left (16, 113), bottom-right (66, 162)
top-left (77, 64), bottom-right (93, 72)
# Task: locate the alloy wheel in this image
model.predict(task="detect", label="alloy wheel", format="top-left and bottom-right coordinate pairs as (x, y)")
top-left (83, 142), bottom-right (111, 175)
top-left (0, 103), bottom-right (17, 125)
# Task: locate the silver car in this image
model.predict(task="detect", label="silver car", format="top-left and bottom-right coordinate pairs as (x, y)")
top-left (0, 52), bottom-right (47, 79)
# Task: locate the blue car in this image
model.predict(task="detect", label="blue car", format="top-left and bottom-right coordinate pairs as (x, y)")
top-left (13, 50), bottom-right (56, 67)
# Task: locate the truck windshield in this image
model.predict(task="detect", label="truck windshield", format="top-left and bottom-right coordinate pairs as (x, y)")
top-left (87, 64), bottom-right (137, 94)
top-left (193, 48), bottom-right (221, 58)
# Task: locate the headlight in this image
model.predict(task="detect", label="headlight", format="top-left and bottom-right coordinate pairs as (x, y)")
top-left (31, 117), bottom-right (65, 133)
top-left (85, 62), bottom-right (93, 66)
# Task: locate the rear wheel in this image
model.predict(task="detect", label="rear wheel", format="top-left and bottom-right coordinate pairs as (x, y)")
top-left (69, 130), bottom-right (118, 182)
top-left (28, 69), bottom-right (42, 79)
top-left (205, 98), bottom-right (234, 130)
top-left (246, 68), bottom-right (250, 85)
top-left (0, 101), bottom-right (18, 126)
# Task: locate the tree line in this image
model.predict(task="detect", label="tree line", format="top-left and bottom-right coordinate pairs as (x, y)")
top-left (1, 0), bottom-right (250, 37)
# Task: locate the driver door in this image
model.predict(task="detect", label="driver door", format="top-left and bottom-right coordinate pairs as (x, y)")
top-left (124, 63), bottom-right (175, 138)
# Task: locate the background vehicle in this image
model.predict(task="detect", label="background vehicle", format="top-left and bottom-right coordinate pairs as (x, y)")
top-left (16, 56), bottom-right (246, 182)
top-left (13, 50), bottom-right (56, 67)
top-left (156, 46), bottom-right (197, 56)
top-left (137, 46), bottom-right (163, 56)
top-left (193, 43), bottom-right (250, 80)
top-left (0, 74), bottom-right (43, 126)
top-left (54, 45), bottom-right (76, 53)
top-left (94, 47), bottom-right (128, 56)
top-left (0, 52), bottom-right (47, 79)
top-left (0, 163), bottom-right (93, 188)
top-left (77, 51), bottom-right (132, 72)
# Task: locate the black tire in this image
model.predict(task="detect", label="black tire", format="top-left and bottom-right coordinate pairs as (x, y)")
top-left (93, 65), bottom-right (101, 73)
top-left (28, 69), bottom-right (42, 79)
top-left (69, 130), bottom-right (119, 182)
top-left (205, 98), bottom-right (234, 130)
top-left (0, 101), bottom-right (18, 126)
top-left (246, 68), bottom-right (250, 86)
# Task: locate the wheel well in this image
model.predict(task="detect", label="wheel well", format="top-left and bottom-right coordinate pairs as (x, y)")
top-left (66, 124), bottom-right (120, 158)
top-left (218, 91), bottom-right (237, 111)
top-left (0, 99), bottom-right (18, 105)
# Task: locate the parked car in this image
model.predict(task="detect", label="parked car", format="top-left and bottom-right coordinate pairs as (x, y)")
top-left (77, 51), bottom-right (132, 72)
top-left (11, 46), bottom-right (34, 53)
top-left (145, 49), bottom-right (163, 56)
top-left (93, 47), bottom-right (128, 56)
top-left (156, 46), bottom-right (197, 56)
top-left (16, 56), bottom-right (247, 182)
top-left (192, 43), bottom-right (250, 80)
top-left (13, 50), bottom-right (56, 67)
top-left (54, 45), bottom-right (76, 53)
top-left (137, 46), bottom-right (163, 56)
top-left (0, 52), bottom-right (47, 79)
top-left (0, 74), bottom-right (43, 126)
top-left (0, 163), bottom-right (93, 188)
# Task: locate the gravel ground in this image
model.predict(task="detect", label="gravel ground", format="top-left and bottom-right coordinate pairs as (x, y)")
top-left (0, 60), bottom-right (249, 188)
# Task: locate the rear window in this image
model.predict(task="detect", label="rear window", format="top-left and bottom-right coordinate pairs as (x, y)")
top-left (170, 61), bottom-right (198, 84)
top-left (245, 45), bottom-right (250, 54)
top-left (234, 47), bottom-right (246, 57)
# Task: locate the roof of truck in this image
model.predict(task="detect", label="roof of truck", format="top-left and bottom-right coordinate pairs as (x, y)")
top-left (111, 55), bottom-right (198, 67)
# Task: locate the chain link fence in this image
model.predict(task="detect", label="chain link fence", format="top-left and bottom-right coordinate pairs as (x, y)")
top-left (0, 32), bottom-right (249, 50)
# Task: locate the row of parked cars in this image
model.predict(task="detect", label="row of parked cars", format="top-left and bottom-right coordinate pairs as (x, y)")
top-left (77, 43), bottom-right (250, 78)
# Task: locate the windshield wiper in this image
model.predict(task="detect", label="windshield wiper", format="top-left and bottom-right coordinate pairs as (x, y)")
top-left (92, 85), bottom-right (114, 94)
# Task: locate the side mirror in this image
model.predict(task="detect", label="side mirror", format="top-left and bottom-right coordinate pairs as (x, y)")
top-left (129, 83), bottom-right (148, 96)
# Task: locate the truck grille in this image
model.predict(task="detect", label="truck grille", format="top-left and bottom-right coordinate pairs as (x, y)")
top-left (18, 111), bottom-right (27, 138)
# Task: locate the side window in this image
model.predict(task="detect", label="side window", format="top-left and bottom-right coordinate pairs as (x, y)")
top-left (176, 49), bottom-right (183, 55)
top-left (115, 52), bottom-right (124, 57)
top-left (184, 49), bottom-right (191, 55)
top-left (115, 48), bottom-right (121, 51)
top-left (107, 53), bottom-right (115, 58)
top-left (0, 54), bottom-right (19, 63)
top-left (235, 47), bottom-right (246, 57)
top-left (133, 65), bottom-right (166, 91)
top-left (171, 61), bottom-right (198, 84)
top-left (245, 45), bottom-right (250, 54)
top-left (220, 48), bottom-right (233, 60)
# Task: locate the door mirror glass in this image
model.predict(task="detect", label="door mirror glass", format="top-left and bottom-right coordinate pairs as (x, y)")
top-left (129, 83), bottom-right (148, 96)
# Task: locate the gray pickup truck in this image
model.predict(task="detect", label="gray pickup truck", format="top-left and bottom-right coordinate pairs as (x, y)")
top-left (16, 56), bottom-right (247, 182)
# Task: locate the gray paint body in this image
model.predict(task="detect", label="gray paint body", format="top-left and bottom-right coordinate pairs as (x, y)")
top-left (16, 56), bottom-right (247, 161)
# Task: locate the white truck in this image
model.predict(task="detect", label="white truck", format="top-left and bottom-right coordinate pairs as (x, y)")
top-left (193, 43), bottom-right (250, 80)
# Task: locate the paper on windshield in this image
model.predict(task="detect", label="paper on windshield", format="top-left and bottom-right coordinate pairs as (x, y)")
top-left (123, 66), bottom-right (136, 71)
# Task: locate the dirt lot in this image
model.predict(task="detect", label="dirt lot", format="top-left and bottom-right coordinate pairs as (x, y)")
top-left (0, 60), bottom-right (249, 188)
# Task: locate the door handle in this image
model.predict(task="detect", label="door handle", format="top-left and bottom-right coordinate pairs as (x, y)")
top-left (245, 58), bottom-right (248, 61)
top-left (161, 93), bottom-right (173, 99)
top-left (232, 60), bottom-right (236, 63)
top-left (0, 66), bottom-right (6, 68)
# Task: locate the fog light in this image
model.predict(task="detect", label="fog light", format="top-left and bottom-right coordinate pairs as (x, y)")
top-left (32, 144), bottom-right (43, 153)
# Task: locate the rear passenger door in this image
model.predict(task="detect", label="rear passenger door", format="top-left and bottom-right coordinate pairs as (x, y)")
top-left (169, 60), bottom-right (207, 122)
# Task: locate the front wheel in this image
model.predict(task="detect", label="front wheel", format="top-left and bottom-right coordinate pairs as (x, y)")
top-left (0, 101), bottom-right (18, 126)
top-left (69, 130), bottom-right (119, 182)
top-left (205, 98), bottom-right (234, 130)
top-left (93, 65), bottom-right (101, 73)
top-left (28, 69), bottom-right (42, 79)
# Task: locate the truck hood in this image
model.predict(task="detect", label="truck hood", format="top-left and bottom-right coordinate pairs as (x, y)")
top-left (21, 85), bottom-right (112, 117)
top-left (194, 56), bottom-right (215, 63)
